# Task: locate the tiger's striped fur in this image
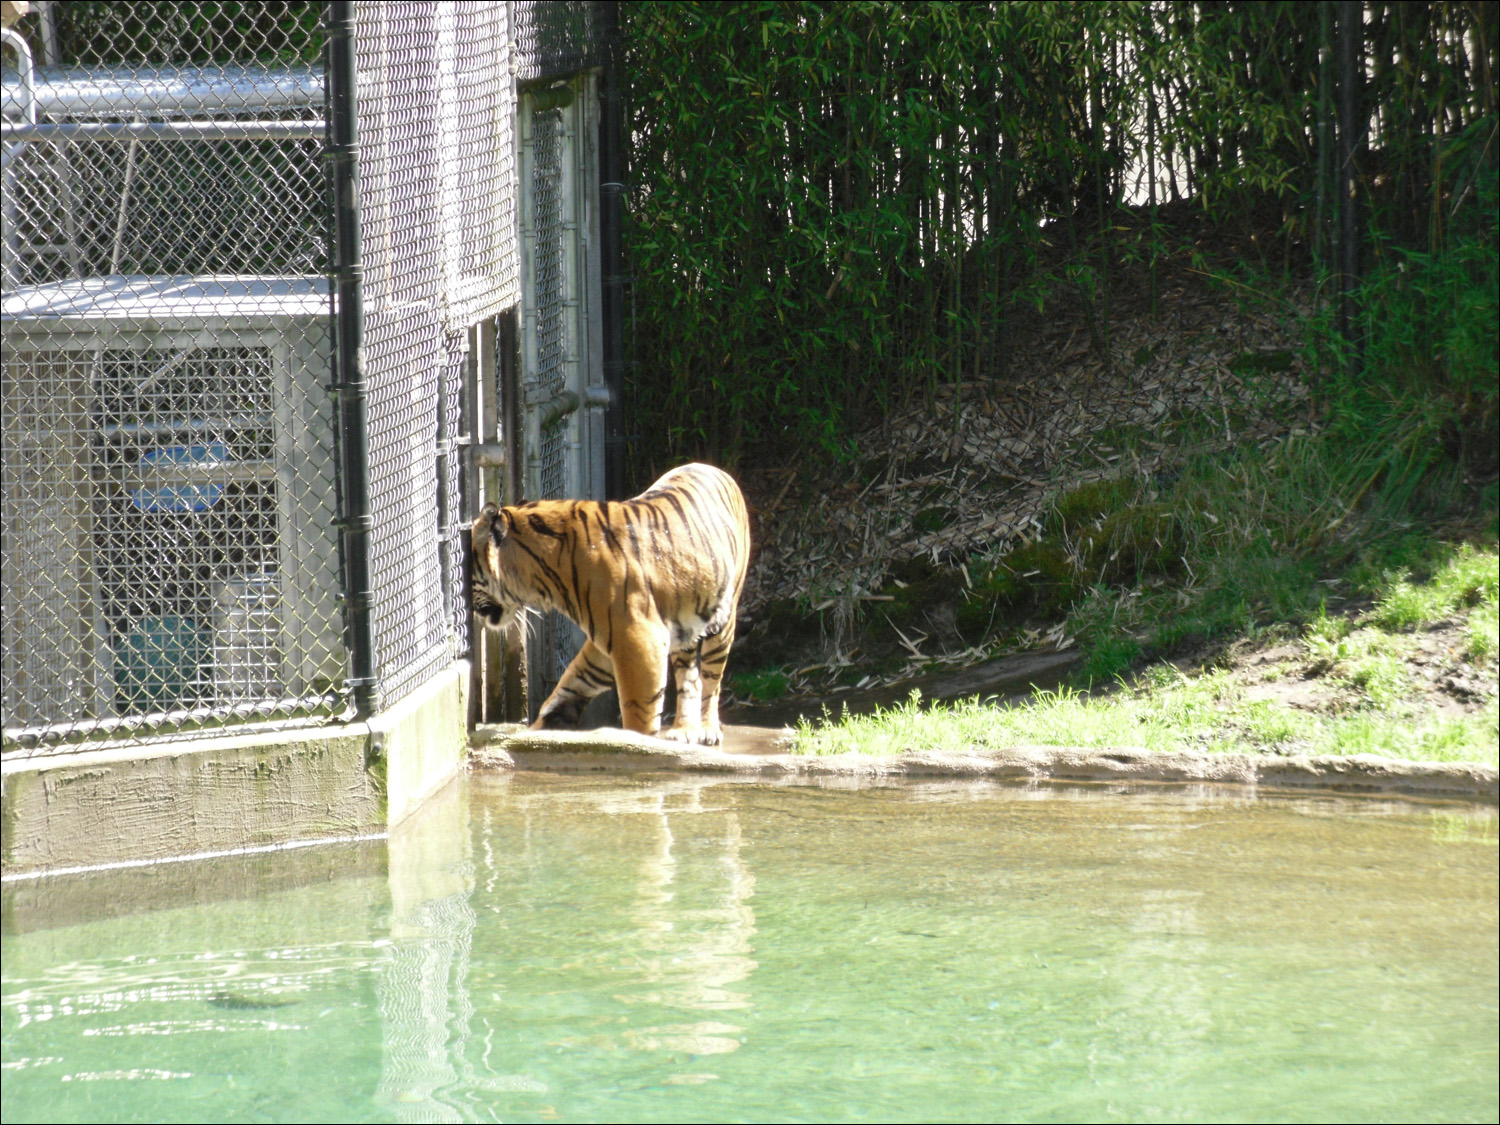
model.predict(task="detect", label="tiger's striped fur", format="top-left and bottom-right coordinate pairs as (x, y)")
top-left (470, 463), bottom-right (750, 745)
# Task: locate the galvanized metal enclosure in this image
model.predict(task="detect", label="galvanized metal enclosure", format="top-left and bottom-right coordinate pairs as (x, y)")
top-left (1, 1), bottom-right (616, 754)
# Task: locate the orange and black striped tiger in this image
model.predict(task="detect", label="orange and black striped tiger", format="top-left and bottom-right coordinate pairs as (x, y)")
top-left (470, 463), bottom-right (750, 745)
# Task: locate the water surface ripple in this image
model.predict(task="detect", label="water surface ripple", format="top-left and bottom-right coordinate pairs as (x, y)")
top-left (3, 776), bottom-right (1496, 1123)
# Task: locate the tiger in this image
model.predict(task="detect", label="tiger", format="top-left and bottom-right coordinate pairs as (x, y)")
top-left (470, 462), bottom-right (750, 746)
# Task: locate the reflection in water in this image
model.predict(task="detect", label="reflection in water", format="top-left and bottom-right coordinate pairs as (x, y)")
top-left (376, 780), bottom-right (481, 1124)
top-left (622, 785), bottom-right (757, 1026)
top-left (372, 777), bottom-right (761, 1121)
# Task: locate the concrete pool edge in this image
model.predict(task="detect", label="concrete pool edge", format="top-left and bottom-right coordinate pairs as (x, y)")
top-left (471, 726), bottom-right (1500, 803)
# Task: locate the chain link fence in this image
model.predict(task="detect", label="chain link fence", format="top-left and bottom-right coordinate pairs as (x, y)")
top-left (1, 1), bottom-right (533, 753)
top-left (513, 0), bottom-right (608, 85)
top-left (2, 2), bottom-right (340, 752)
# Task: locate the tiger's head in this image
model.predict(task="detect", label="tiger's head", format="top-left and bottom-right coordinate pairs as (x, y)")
top-left (470, 502), bottom-right (524, 633)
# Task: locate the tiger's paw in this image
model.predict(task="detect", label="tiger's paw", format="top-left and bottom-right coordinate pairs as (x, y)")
top-left (661, 724), bottom-right (721, 747)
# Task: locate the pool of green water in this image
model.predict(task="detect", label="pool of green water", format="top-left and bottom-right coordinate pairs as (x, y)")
top-left (2, 775), bottom-right (1496, 1124)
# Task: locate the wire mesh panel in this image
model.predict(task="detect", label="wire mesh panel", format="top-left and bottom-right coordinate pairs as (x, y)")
top-left (530, 103), bottom-right (568, 503)
top-left (4, 2), bottom-right (562, 747)
top-left (353, 1), bottom-right (445, 707)
top-left (2, 3), bottom-right (343, 752)
top-left (436, 2), bottom-right (516, 331)
top-left (355, 1), bottom-right (517, 707)
top-left (439, 330), bottom-right (469, 656)
top-left (528, 100), bottom-right (572, 693)
top-left (513, 0), bottom-right (608, 84)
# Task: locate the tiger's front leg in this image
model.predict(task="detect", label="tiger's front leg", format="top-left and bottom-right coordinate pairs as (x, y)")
top-left (609, 626), bottom-right (671, 738)
top-left (531, 640), bottom-right (615, 730)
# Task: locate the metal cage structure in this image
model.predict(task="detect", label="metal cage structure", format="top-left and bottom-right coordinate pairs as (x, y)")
top-left (1, 1), bottom-right (616, 754)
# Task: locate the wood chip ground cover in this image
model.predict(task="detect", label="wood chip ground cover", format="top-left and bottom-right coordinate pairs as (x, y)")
top-left (732, 277), bottom-right (1315, 704)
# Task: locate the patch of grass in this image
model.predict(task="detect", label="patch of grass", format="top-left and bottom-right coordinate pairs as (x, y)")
top-left (1303, 612), bottom-right (1420, 710)
top-left (1076, 635), bottom-right (1141, 687)
top-left (953, 541), bottom-right (1088, 644)
top-left (1467, 601), bottom-right (1498, 662)
top-left (1052, 409), bottom-right (1484, 679)
top-left (1343, 653), bottom-right (1412, 707)
top-left (730, 668), bottom-right (790, 702)
top-left (1236, 699), bottom-right (1304, 746)
top-left (794, 672), bottom-right (1498, 767)
top-left (1313, 702), bottom-right (1499, 764)
top-left (1306, 601), bottom-right (1353, 646)
top-left (1049, 475), bottom-right (1144, 535)
top-left (1366, 543), bottom-right (1499, 631)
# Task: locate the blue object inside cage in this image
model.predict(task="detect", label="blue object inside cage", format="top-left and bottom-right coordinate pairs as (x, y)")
top-left (130, 442), bottom-right (229, 513)
top-left (114, 614), bottom-right (210, 712)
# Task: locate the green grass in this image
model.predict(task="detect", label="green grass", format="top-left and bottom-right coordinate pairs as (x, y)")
top-left (793, 680), bottom-right (1499, 768)
top-left (1468, 602), bottom-right (1499, 661)
top-left (1043, 204), bottom-right (1499, 684)
top-left (1365, 543), bottom-right (1500, 631)
top-left (796, 541), bottom-right (1498, 766)
top-left (1055, 422), bottom-right (1474, 683)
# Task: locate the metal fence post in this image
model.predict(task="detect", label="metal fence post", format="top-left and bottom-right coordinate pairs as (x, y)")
top-left (325, 0), bottom-right (378, 719)
top-left (598, 0), bottom-right (628, 500)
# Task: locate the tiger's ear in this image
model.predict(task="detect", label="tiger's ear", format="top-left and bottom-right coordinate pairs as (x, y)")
top-left (488, 505), bottom-right (510, 545)
top-left (472, 502), bottom-right (504, 550)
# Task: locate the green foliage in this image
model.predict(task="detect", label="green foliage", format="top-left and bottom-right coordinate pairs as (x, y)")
top-left (1366, 545), bottom-right (1500, 632)
top-left (1049, 477), bottom-right (1144, 537)
top-left (623, 2), bottom-right (1496, 476)
top-left (730, 668), bottom-right (791, 702)
top-left (1076, 635), bottom-right (1142, 688)
top-left (1467, 602), bottom-right (1499, 663)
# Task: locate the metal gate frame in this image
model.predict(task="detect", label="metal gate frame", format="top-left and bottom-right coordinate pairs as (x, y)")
top-left (465, 70), bottom-right (607, 725)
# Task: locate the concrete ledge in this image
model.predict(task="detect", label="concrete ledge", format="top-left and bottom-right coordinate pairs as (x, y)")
top-left (372, 661), bottom-right (470, 826)
top-left (2, 727), bottom-right (379, 875)
top-left (2, 662), bottom-right (470, 876)
top-left (474, 727), bottom-right (1499, 803)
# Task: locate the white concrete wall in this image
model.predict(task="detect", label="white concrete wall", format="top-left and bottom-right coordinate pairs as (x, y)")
top-left (2, 661), bottom-right (470, 875)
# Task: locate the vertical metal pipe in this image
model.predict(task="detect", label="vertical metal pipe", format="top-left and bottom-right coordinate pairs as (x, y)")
top-left (596, 0), bottom-right (629, 499)
top-left (325, 0), bottom-right (379, 718)
top-left (436, 344), bottom-right (453, 643)
top-left (1, 26), bottom-right (34, 287)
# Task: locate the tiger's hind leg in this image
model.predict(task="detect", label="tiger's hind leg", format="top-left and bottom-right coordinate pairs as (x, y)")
top-left (663, 647), bottom-right (705, 745)
top-left (663, 616), bottom-right (736, 747)
top-left (695, 615), bottom-right (736, 747)
top-left (532, 640), bottom-right (615, 730)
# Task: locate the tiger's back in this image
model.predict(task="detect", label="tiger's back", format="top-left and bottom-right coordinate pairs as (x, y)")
top-left (470, 463), bottom-right (749, 744)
